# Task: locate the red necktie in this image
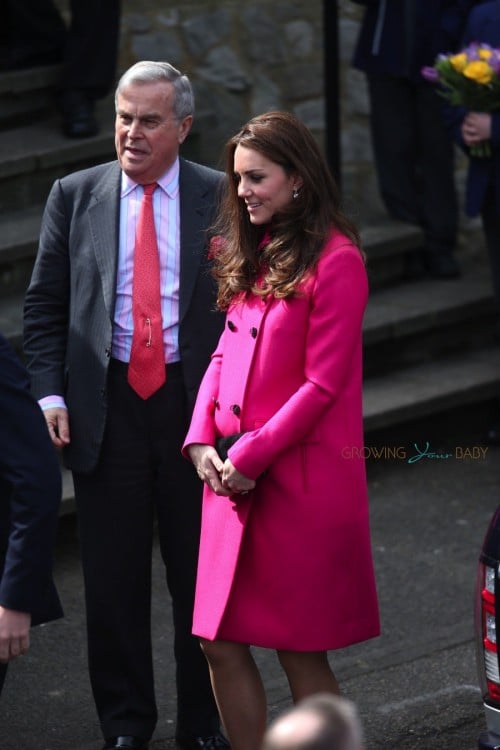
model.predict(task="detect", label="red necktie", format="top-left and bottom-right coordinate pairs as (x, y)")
top-left (127, 183), bottom-right (166, 399)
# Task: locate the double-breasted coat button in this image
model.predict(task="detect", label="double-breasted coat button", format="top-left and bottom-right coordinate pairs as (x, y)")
top-left (105, 347), bottom-right (111, 358)
top-left (250, 327), bottom-right (258, 338)
top-left (212, 396), bottom-right (220, 409)
top-left (230, 404), bottom-right (241, 416)
top-left (227, 320), bottom-right (237, 332)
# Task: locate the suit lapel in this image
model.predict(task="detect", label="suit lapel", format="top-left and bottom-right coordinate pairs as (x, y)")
top-left (88, 163), bottom-right (121, 320)
top-left (179, 159), bottom-right (210, 323)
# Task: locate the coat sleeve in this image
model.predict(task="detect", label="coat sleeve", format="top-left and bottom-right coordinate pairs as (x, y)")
top-left (228, 246), bottom-right (368, 480)
top-left (23, 179), bottom-right (71, 400)
top-left (0, 335), bottom-right (62, 618)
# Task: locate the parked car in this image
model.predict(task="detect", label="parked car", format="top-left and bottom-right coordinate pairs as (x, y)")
top-left (476, 506), bottom-right (500, 749)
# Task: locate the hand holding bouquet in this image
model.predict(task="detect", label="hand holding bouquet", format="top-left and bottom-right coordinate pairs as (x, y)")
top-left (422, 43), bottom-right (500, 157)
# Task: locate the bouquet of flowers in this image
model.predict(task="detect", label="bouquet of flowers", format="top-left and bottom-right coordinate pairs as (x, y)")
top-left (422, 43), bottom-right (500, 156)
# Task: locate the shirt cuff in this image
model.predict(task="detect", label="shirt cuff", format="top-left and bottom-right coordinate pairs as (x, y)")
top-left (39, 395), bottom-right (67, 411)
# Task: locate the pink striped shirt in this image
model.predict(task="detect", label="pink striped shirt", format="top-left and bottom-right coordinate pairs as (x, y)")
top-left (112, 160), bottom-right (181, 363)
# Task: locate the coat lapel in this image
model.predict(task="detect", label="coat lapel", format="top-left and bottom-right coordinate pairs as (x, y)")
top-left (179, 159), bottom-right (211, 323)
top-left (88, 163), bottom-right (121, 320)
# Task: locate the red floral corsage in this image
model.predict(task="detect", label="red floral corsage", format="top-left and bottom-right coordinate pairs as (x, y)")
top-left (208, 235), bottom-right (226, 259)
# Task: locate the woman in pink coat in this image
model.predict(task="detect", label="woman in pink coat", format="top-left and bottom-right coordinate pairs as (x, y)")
top-left (183, 111), bottom-right (380, 750)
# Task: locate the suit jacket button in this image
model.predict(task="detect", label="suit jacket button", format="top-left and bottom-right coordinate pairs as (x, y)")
top-left (250, 327), bottom-right (258, 338)
top-left (227, 320), bottom-right (237, 332)
top-left (230, 404), bottom-right (241, 416)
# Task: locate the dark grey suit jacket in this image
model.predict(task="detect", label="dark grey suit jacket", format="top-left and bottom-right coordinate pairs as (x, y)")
top-left (24, 158), bottom-right (225, 474)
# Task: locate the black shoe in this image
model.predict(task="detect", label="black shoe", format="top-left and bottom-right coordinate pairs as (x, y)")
top-left (59, 89), bottom-right (99, 138)
top-left (426, 252), bottom-right (461, 279)
top-left (486, 422), bottom-right (500, 446)
top-left (176, 730), bottom-right (230, 750)
top-left (103, 737), bottom-right (148, 750)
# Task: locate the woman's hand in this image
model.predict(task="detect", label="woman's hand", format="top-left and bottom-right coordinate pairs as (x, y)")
top-left (188, 443), bottom-right (232, 496)
top-left (221, 459), bottom-right (256, 496)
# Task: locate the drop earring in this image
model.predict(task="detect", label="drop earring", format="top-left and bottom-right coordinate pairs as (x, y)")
top-left (292, 187), bottom-right (299, 199)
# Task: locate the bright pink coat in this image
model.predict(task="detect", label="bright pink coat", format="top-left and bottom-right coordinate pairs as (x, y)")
top-left (183, 232), bottom-right (380, 650)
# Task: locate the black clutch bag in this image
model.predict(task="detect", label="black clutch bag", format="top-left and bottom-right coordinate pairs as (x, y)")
top-left (215, 432), bottom-right (245, 461)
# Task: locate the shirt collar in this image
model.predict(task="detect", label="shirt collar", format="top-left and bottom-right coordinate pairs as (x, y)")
top-left (121, 157), bottom-right (180, 199)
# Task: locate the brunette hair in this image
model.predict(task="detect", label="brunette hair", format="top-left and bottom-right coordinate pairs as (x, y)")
top-left (211, 111), bottom-right (361, 310)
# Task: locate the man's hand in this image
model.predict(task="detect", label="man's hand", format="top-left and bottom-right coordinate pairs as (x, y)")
top-left (43, 407), bottom-right (71, 449)
top-left (0, 607), bottom-right (31, 663)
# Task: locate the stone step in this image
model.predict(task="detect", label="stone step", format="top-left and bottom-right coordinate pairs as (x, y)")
top-left (0, 65), bottom-right (61, 130)
top-left (360, 220), bottom-right (424, 289)
top-left (363, 251), bottom-right (496, 375)
top-left (0, 293), bottom-right (23, 353)
top-left (0, 205), bottom-right (42, 296)
top-left (0, 110), bottom-right (117, 213)
top-left (363, 345), bottom-right (500, 434)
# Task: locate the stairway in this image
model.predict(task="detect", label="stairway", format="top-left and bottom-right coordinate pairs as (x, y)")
top-left (1, 65), bottom-right (499, 515)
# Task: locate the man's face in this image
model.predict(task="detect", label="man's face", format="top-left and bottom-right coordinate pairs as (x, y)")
top-left (115, 80), bottom-right (192, 184)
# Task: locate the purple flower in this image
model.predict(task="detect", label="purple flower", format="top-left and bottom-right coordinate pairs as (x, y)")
top-left (421, 66), bottom-right (439, 83)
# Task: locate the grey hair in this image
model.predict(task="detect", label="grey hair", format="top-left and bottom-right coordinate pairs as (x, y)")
top-left (115, 61), bottom-right (194, 120)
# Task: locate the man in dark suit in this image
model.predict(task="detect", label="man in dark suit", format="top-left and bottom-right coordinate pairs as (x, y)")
top-left (0, 333), bottom-right (62, 695)
top-left (24, 61), bottom-right (227, 750)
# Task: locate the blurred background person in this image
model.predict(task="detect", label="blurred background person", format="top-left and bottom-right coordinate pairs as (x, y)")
top-left (0, 0), bottom-right (121, 137)
top-left (262, 693), bottom-right (364, 750)
top-left (445, 0), bottom-right (500, 443)
top-left (352, 0), bottom-right (479, 279)
top-left (0, 332), bottom-right (62, 696)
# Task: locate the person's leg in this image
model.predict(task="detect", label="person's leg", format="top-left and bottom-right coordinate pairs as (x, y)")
top-left (200, 638), bottom-right (267, 750)
top-left (277, 650), bottom-right (340, 703)
top-left (3, 0), bottom-right (65, 69)
top-left (57, 0), bottom-right (120, 136)
top-left (416, 83), bottom-right (459, 277)
top-left (154, 364), bottom-right (221, 739)
top-left (481, 188), bottom-right (500, 338)
top-left (64, 0), bottom-right (121, 96)
top-left (367, 73), bottom-right (429, 278)
top-left (73, 360), bottom-right (158, 743)
top-left (367, 74), bottom-right (420, 227)
top-left (481, 189), bottom-right (500, 445)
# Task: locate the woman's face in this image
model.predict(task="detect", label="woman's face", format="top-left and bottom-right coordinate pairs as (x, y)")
top-left (233, 144), bottom-right (301, 225)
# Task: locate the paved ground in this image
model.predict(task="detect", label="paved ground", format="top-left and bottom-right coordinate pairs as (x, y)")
top-left (0, 403), bottom-right (499, 749)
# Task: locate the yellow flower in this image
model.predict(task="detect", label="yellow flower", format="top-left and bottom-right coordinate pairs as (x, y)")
top-left (464, 60), bottom-right (493, 85)
top-left (479, 46), bottom-right (493, 60)
top-left (450, 53), bottom-right (467, 71)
